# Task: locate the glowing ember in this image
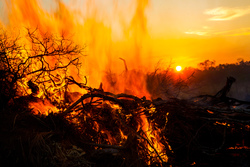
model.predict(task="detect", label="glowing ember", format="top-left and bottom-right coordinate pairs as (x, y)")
top-left (29, 99), bottom-right (59, 115)
top-left (227, 146), bottom-right (250, 149)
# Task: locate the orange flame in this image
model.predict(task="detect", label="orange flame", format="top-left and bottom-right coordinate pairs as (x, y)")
top-left (2, 0), bottom-right (153, 100)
top-left (0, 1), bottom-right (172, 165)
top-left (29, 98), bottom-right (59, 115)
top-left (139, 113), bottom-right (169, 163)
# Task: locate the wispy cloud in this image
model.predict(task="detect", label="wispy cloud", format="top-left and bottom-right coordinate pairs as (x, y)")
top-left (186, 27), bottom-right (250, 37)
top-left (205, 6), bottom-right (250, 21)
top-left (185, 31), bottom-right (208, 36)
top-left (214, 27), bottom-right (250, 36)
top-left (185, 26), bottom-right (211, 36)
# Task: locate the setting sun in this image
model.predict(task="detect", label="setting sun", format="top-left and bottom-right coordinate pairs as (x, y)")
top-left (176, 66), bottom-right (182, 71)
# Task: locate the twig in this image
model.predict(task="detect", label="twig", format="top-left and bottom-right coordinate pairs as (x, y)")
top-left (119, 57), bottom-right (128, 72)
top-left (61, 92), bottom-right (124, 116)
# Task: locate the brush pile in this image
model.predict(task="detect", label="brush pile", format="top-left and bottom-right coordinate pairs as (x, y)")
top-left (1, 87), bottom-right (250, 166)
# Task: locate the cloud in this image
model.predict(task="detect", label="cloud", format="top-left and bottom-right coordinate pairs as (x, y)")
top-left (185, 26), bottom-right (250, 37)
top-left (214, 27), bottom-right (250, 36)
top-left (185, 26), bottom-right (211, 36)
top-left (185, 31), bottom-right (208, 36)
top-left (205, 6), bottom-right (250, 21)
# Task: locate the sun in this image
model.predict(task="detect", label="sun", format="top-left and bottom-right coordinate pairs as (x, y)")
top-left (176, 66), bottom-right (182, 72)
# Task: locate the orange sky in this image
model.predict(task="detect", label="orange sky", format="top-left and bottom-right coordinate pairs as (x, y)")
top-left (1, 0), bottom-right (250, 69)
top-left (54, 0), bottom-right (250, 68)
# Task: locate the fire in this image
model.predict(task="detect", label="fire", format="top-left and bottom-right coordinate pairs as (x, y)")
top-left (1, 0), bottom-right (153, 99)
top-left (29, 99), bottom-right (59, 115)
top-left (0, 0), bottom-right (171, 165)
top-left (139, 114), bottom-right (169, 163)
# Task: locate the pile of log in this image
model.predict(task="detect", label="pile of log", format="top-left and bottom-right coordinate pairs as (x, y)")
top-left (1, 78), bottom-right (250, 166)
top-left (0, 89), bottom-right (171, 167)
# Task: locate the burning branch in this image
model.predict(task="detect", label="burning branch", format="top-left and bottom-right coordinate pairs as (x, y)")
top-left (0, 28), bottom-right (85, 107)
top-left (62, 90), bottom-right (169, 165)
top-left (119, 57), bottom-right (128, 72)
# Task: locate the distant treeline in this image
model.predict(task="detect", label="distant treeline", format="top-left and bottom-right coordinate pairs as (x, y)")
top-left (185, 60), bottom-right (250, 100)
top-left (146, 60), bottom-right (250, 100)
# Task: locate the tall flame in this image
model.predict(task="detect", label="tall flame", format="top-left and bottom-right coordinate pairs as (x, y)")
top-left (2, 0), bottom-right (153, 98)
top-left (1, 1), bottom-right (171, 164)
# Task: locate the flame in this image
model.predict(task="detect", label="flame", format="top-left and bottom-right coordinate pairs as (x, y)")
top-left (214, 121), bottom-right (231, 127)
top-left (1, 0), bottom-right (171, 164)
top-left (29, 98), bottom-right (59, 115)
top-left (207, 110), bottom-right (214, 114)
top-left (1, 0), bottom-right (153, 99)
top-left (227, 145), bottom-right (250, 150)
top-left (139, 113), bottom-right (169, 163)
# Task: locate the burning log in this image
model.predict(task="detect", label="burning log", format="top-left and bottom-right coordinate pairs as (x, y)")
top-left (62, 89), bottom-right (169, 166)
top-left (2, 81), bottom-right (250, 166)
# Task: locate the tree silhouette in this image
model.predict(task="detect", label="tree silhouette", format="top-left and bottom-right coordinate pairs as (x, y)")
top-left (198, 59), bottom-right (216, 70)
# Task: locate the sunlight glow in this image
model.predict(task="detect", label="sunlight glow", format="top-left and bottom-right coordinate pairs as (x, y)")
top-left (176, 66), bottom-right (182, 71)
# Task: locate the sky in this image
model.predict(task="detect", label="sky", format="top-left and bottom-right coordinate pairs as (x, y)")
top-left (1, 0), bottom-right (250, 68)
top-left (147, 0), bottom-right (250, 67)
